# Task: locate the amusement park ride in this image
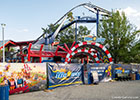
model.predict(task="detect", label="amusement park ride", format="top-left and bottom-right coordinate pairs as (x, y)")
top-left (2, 3), bottom-right (113, 64)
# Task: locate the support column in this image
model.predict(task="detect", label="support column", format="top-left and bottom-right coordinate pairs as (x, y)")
top-left (20, 46), bottom-right (24, 63)
top-left (19, 46), bottom-right (22, 55)
top-left (39, 44), bottom-right (44, 63)
top-left (75, 22), bottom-right (78, 43)
top-left (27, 43), bottom-right (32, 62)
top-left (7, 46), bottom-right (10, 51)
top-left (96, 9), bottom-right (99, 37)
top-left (81, 58), bottom-right (84, 64)
top-left (21, 56), bottom-right (24, 63)
top-left (87, 56), bottom-right (89, 64)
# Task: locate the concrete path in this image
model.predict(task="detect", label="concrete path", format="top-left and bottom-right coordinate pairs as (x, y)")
top-left (10, 81), bottom-right (140, 100)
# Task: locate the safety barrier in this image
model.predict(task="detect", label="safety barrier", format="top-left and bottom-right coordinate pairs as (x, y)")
top-left (0, 63), bottom-right (46, 95)
top-left (0, 63), bottom-right (140, 96)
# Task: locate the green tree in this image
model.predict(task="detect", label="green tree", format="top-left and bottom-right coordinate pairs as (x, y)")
top-left (99, 10), bottom-right (140, 63)
top-left (67, 12), bottom-right (74, 22)
top-left (78, 26), bottom-right (91, 41)
top-left (0, 47), bottom-right (15, 62)
top-left (0, 50), bottom-right (2, 62)
top-left (43, 24), bottom-right (90, 44)
top-left (129, 41), bottom-right (140, 63)
top-left (42, 12), bottom-right (90, 44)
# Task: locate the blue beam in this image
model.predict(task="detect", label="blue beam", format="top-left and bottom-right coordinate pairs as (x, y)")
top-left (96, 9), bottom-right (99, 37)
top-left (75, 21), bottom-right (78, 42)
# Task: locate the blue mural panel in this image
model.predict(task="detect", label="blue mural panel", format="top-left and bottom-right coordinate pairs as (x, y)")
top-left (48, 63), bottom-right (82, 89)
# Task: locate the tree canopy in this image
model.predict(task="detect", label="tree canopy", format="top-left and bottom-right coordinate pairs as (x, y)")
top-left (129, 41), bottom-right (140, 63)
top-left (42, 12), bottom-right (90, 44)
top-left (99, 10), bottom-right (140, 63)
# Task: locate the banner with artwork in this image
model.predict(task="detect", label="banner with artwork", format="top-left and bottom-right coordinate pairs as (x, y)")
top-left (88, 63), bottom-right (112, 83)
top-left (48, 63), bottom-right (82, 89)
top-left (113, 64), bottom-right (134, 81)
top-left (0, 63), bottom-right (46, 95)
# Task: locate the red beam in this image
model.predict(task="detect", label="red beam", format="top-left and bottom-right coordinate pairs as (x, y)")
top-left (70, 41), bottom-right (76, 49)
top-left (27, 43), bottom-right (32, 62)
top-left (39, 44), bottom-right (44, 63)
top-left (55, 46), bottom-right (59, 56)
top-left (57, 45), bottom-right (68, 52)
top-left (64, 43), bottom-right (70, 52)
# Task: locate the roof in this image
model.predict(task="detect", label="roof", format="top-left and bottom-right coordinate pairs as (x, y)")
top-left (0, 40), bottom-right (9, 47)
top-left (15, 40), bottom-right (34, 46)
top-left (0, 40), bottom-right (35, 50)
top-left (0, 40), bottom-right (16, 49)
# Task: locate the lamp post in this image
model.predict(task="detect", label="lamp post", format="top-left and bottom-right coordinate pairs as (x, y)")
top-left (1, 23), bottom-right (6, 63)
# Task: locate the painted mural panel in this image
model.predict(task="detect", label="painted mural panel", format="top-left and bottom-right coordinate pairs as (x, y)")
top-left (48, 63), bottom-right (82, 89)
top-left (88, 63), bottom-right (112, 82)
top-left (0, 63), bottom-right (46, 95)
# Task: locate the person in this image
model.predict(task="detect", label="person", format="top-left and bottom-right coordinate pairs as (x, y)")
top-left (9, 78), bottom-right (16, 90)
top-left (33, 74), bottom-right (38, 81)
top-left (17, 76), bottom-right (24, 88)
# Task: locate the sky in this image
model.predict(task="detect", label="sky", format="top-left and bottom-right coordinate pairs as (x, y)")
top-left (0, 0), bottom-right (140, 42)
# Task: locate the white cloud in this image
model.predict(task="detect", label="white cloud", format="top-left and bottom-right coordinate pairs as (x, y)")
top-left (16, 28), bottom-right (29, 33)
top-left (119, 7), bottom-right (140, 18)
top-left (119, 7), bottom-right (140, 29)
top-left (23, 29), bottom-right (29, 32)
top-left (123, 7), bottom-right (136, 16)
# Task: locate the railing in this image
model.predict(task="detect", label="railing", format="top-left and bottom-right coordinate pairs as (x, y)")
top-left (43, 45), bottom-right (57, 52)
top-left (30, 44), bottom-right (58, 52)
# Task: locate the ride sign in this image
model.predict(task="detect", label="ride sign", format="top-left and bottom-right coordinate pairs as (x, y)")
top-left (83, 35), bottom-right (105, 43)
top-left (48, 63), bottom-right (82, 89)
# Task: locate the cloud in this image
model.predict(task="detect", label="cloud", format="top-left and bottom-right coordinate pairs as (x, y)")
top-left (123, 7), bottom-right (140, 17)
top-left (119, 7), bottom-right (140, 29)
top-left (23, 29), bottom-right (29, 32)
top-left (16, 28), bottom-right (29, 33)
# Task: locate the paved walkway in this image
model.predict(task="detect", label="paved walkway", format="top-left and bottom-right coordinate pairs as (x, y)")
top-left (10, 81), bottom-right (140, 100)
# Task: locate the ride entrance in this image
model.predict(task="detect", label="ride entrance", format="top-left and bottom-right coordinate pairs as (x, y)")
top-left (64, 41), bottom-right (113, 64)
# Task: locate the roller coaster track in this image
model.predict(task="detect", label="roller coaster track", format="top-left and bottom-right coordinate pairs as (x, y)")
top-left (35, 2), bottom-right (111, 45)
top-left (8, 2), bottom-right (111, 58)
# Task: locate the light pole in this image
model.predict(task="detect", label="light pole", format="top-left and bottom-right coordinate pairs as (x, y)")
top-left (1, 23), bottom-right (6, 63)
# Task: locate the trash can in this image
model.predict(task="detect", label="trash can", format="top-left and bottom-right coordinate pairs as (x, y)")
top-left (84, 71), bottom-right (89, 84)
top-left (0, 85), bottom-right (9, 100)
top-left (130, 73), bottom-right (136, 80)
top-left (136, 73), bottom-right (140, 80)
top-left (87, 72), bottom-right (93, 84)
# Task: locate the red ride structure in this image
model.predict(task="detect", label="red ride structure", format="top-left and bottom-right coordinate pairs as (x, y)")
top-left (0, 40), bottom-right (113, 64)
top-left (19, 41), bottom-right (113, 64)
